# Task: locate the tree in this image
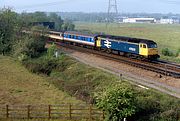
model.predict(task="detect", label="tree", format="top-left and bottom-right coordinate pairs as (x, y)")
top-left (62, 19), bottom-right (75, 31)
top-left (13, 26), bottom-right (47, 59)
top-left (95, 83), bottom-right (136, 121)
top-left (49, 13), bottom-right (64, 30)
top-left (0, 8), bottom-right (18, 55)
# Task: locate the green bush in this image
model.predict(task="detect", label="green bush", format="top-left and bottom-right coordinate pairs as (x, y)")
top-left (94, 83), bottom-right (136, 121)
top-left (175, 48), bottom-right (180, 57)
top-left (162, 48), bottom-right (174, 57)
top-left (22, 57), bottom-right (58, 75)
top-left (47, 43), bottom-right (56, 59)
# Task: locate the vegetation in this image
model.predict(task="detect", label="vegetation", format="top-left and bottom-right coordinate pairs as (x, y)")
top-left (0, 8), bottom-right (19, 55)
top-left (0, 55), bottom-right (81, 105)
top-left (1, 8), bottom-right (180, 121)
top-left (59, 12), bottom-right (180, 23)
top-left (95, 83), bottom-right (136, 121)
top-left (162, 48), bottom-right (174, 57)
top-left (21, 49), bottom-right (180, 121)
top-left (75, 22), bottom-right (180, 62)
top-left (0, 8), bottom-right (75, 58)
top-left (21, 12), bottom-right (75, 31)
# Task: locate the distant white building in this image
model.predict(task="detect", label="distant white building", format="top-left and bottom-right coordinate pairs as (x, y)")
top-left (159, 19), bottom-right (174, 24)
top-left (123, 18), bottom-right (156, 23)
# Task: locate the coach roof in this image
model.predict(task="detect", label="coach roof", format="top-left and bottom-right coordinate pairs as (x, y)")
top-left (64, 31), bottom-right (97, 37)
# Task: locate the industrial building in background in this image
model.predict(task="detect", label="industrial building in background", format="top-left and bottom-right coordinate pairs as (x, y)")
top-left (117, 17), bottom-right (179, 24)
top-left (122, 18), bottom-right (156, 23)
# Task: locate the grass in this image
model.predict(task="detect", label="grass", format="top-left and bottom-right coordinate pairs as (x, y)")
top-left (41, 54), bottom-right (179, 121)
top-left (75, 22), bottom-right (180, 62)
top-left (10, 51), bottom-right (179, 120)
top-left (0, 55), bottom-right (82, 105)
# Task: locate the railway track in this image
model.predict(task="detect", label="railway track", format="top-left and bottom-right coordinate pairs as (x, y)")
top-left (47, 38), bottom-right (180, 79)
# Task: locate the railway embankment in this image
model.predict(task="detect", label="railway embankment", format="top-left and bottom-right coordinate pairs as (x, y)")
top-left (0, 55), bottom-right (82, 105)
top-left (21, 51), bottom-right (180, 121)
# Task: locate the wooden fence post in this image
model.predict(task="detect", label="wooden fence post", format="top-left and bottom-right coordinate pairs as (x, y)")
top-left (69, 104), bottom-right (72, 119)
top-left (6, 105), bottom-right (9, 118)
top-left (27, 105), bottom-right (30, 119)
top-left (48, 105), bottom-right (51, 119)
top-left (89, 104), bottom-right (92, 121)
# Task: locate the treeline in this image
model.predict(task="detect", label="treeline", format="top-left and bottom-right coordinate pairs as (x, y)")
top-left (58, 12), bottom-right (180, 22)
top-left (21, 12), bottom-right (75, 31)
top-left (0, 8), bottom-right (75, 57)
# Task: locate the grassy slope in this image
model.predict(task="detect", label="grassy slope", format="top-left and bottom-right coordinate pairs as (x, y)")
top-left (75, 22), bottom-right (180, 61)
top-left (0, 56), bottom-right (81, 105)
top-left (47, 55), bottom-right (179, 120)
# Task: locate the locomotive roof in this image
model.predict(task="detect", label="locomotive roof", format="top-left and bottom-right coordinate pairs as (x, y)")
top-left (99, 35), bottom-right (156, 44)
top-left (64, 31), bottom-right (97, 37)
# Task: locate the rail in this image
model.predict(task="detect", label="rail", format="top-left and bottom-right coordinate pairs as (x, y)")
top-left (47, 38), bottom-right (180, 78)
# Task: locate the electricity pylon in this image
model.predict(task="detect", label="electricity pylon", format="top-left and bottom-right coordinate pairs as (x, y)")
top-left (107, 0), bottom-right (118, 25)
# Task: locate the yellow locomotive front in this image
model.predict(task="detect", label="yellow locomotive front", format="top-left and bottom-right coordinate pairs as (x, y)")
top-left (139, 42), bottom-right (159, 59)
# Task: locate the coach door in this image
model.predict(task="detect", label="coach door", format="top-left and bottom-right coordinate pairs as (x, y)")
top-left (139, 43), bottom-right (148, 56)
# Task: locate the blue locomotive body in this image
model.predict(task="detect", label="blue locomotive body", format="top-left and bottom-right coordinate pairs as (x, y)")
top-left (100, 39), bottom-right (139, 54)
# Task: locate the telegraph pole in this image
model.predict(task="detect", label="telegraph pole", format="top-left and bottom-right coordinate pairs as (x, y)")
top-left (107, 0), bottom-right (118, 25)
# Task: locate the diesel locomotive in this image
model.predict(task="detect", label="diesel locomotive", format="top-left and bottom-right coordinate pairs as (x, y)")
top-left (49, 31), bottom-right (160, 60)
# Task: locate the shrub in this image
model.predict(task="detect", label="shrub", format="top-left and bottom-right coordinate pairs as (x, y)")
top-left (175, 48), bottom-right (180, 57)
top-left (23, 57), bottom-right (58, 75)
top-left (47, 43), bottom-right (56, 59)
top-left (162, 48), bottom-right (174, 57)
top-left (94, 83), bottom-right (136, 121)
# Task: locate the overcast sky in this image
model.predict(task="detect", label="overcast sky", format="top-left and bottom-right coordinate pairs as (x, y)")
top-left (1, 0), bottom-right (180, 13)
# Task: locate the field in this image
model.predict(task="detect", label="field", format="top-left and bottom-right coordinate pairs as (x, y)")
top-left (0, 56), bottom-right (81, 105)
top-left (75, 22), bottom-right (180, 61)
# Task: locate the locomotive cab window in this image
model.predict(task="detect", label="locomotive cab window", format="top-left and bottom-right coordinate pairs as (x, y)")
top-left (143, 45), bottom-right (147, 48)
top-left (148, 44), bottom-right (157, 48)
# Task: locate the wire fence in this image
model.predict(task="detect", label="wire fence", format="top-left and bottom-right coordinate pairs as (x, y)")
top-left (0, 104), bottom-right (104, 120)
